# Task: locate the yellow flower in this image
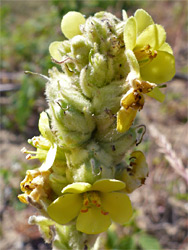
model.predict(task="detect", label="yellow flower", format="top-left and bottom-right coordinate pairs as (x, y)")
top-left (117, 49), bottom-right (164, 133)
top-left (47, 179), bottom-right (132, 234)
top-left (18, 169), bottom-right (50, 204)
top-left (121, 151), bottom-right (148, 193)
top-left (117, 106), bottom-right (137, 133)
top-left (22, 112), bottom-right (57, 171)
top-left (124, 9), bottom-right (175, 84)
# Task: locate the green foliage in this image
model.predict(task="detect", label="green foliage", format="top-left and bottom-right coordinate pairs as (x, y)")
top-left (118, 236), bottom-right (136, 250)
top-left (51, 0), bottom-right (140, 17)
top-left (106, 212), bottom-right (162, 250)
top-left (138, 233), bottom-right (162, 250)
top-left (14, 77), bottom-right (39, 130)
top-left (0, 166), bottom-right (27, 210)
top-left (0, 168), bottom-right (12, 184)
top-left (0, 3), bottom-right (61, 132)
top-left (0, 4), bottom-right (59, 72)
top-left (13, 199), bottom-right (27, 211)
top-left (106, 229), bottom-right (162, 250)
top-left (106, 230), bottom-right (119, 249)
top-left (175, 193), bottom-right (188, 201)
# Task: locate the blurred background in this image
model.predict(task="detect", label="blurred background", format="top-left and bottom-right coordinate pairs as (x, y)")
top-left (0, 0), bottom-right (187, 249)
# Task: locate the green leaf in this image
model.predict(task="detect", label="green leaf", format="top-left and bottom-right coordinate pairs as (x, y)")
top-left (118, 236), bottom-right (136, 250)
top-left (138, 233), bottom-right (162, 250)
top-left (106, 229), bottom-right (118, 249)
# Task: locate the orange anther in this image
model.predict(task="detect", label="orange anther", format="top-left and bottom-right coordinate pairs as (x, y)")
top-left (84, 200), bottom-right (89, 206)
top-left (81, 208), bottom-right (88, 213)
top-left (26, 154), bottom-right (32, 160)
top-left (101, 210), bottom-right (109, 215)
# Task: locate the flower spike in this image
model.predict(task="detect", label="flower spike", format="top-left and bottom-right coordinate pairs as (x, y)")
top-left (18, 9), bottom-right (175, 249)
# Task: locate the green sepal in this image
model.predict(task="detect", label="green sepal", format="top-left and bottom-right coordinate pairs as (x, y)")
top-left (146, 87), bottom-right (165, 102)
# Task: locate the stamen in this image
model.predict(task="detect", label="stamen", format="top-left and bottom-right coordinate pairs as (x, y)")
top-left (21, 147), bottom-right (27, 153)
top-left (92, 192), bottom-right (102, 207)
top-left (26, 154), bottom-right (32, 160)
top-left (133, 79), bottom-right (156, 94)
top-left (134, 44), bottom-right (158, 67)
top-left (32, 138), bottom-right (40, 147)
top-left (21, 147), bottom-right (38, 156)
top-left (84, 200), bottom-right (89, 206)
top-left (83, 193), bottom-right (89, 206)
top-left (81, 208), bottom-right (89, 213)
top-left (101, 210), bottom-right (109, 215)
top-left (26, 150), bottom-right (37, 155)
top-left (24, 182), bottom-right (36, 190)
top-left (81, 191), bottom-right (103, 213)
top-left (92, 200), bottom-right (101, 207)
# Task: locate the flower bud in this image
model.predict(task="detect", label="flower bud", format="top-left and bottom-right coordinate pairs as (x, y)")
top-left (61, 11), bottom-right (85, 39)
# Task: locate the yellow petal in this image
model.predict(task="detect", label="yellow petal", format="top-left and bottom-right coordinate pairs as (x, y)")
top-left (121, 90), bottom-right (135, 109)
top-left (62, 182), bottom-right (92, 194)
top-left (125, 50), bottom-right (140, 78)
top-left (101, 192), bottom-right (133, 224)
top-left (135, 24), bottom-right (166, 50)
top-left (47, 194), bottom-right (82, 224)
top-left (122, 170), bottom-right (142, 193)
top-left (117, 107), bottom-right (137, 133)
top-left (134, 9), bottom-right (154, 36)
top-left (61, 11), bottom-right (85, 39)
top-left (121, 89), bottom-right (144, 110)
top-left (133, 79), bottom-right (156, 94)
top-left (92, 179), bottom-right (125, 192)
top-left (76, 206), bottom-right (111, 234)
top-left (39, 144), bottom-right (57, 171)
top-left (122, 10), bottom-right (128, 21)
top-left (124, 17), bottom-right (137, 50)
top-left (49, 41), bottom-right (64, 62)
top-left (140, 51), bottom-right (175, 84)
top-left (38, 112), bottom-right (53, 142)
top-left (18, 194), bottom-right (28, 204)
top-left (159, 42), bottom-right (173, 54)
top-left (146, 87), bottom-right (165, 102)
top-left (130, 151), bottom-right (148, 178)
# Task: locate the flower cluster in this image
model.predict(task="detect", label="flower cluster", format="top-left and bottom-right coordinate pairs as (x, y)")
top-left (18, 9), bottom-right (175, 246)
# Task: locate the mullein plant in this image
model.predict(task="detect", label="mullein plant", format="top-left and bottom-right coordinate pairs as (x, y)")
top-left (18, 9), bottom-right (175, 250)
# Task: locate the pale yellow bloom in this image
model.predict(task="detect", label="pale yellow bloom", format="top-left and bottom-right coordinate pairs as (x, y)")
top-left (18, 169), bottom-right (51, 204)
top-left (47, 179), bottom-right (133, 234)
